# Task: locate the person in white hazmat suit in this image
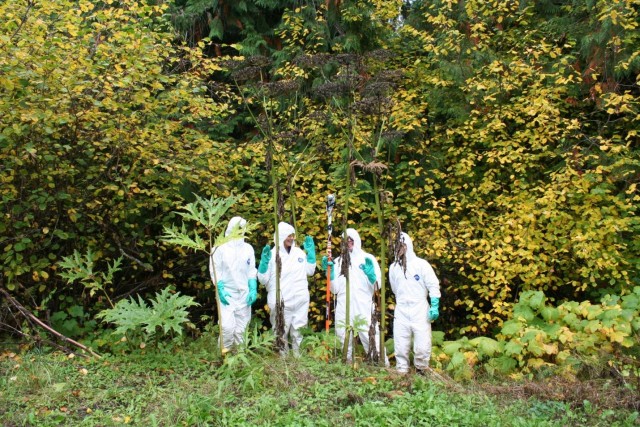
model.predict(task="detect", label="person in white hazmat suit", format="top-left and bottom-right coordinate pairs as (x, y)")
top-left (209, 216), bottom-right (258, 351)
top-left (325, 228), bottom-right (386, 363)
top-left (257, 221), bottom-right (316, 355)
top-left (389, 232), bottom-right (441, 374)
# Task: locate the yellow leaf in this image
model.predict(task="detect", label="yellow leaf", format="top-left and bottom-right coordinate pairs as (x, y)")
top-left (609, 330), bottom-right (626, 343)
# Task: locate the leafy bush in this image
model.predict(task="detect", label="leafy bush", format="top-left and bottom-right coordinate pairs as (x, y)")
top-left (433, 287), bottom-right (640, 381)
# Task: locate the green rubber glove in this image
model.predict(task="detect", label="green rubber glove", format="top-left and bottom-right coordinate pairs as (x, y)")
top-left (429, 297), bottom-right (440, 322)
top-left (321, 256), bottom-right (334, 280)
top-left (246, 278), bottom-right (257, 306)
top-left (359, 257), bottom-right (376, 284)
top-left (303, 236), bottom-right (316, 264)
top-left (258, 245), bottom-right (271, 274)
top-left (217, 280), bottom-right (231, 306)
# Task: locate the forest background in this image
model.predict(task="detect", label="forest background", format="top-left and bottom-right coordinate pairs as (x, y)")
top-left (1, 0), bottom-right (639, 381)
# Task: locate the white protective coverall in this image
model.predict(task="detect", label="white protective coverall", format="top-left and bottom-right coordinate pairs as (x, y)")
top-left (389, 232), bottom-right (441, 373)
top-left (209, 216), bottom-right (258, 349)
top-left (331, 228), bottom-right (385, 362)
top-left (257, 222), bottom-right (315, 353)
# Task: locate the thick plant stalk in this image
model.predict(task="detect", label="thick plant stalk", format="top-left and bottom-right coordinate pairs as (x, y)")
top-left (207, 221), bottom-right (226, 357)
top-left (287, 175), bottom-right (298, 231)
top-left (372, 175), bottom-right (387, 366)
top-left (160, 195), bottom-right (241, 358)
top-left (272, 161), bottom-right (286, 352)
top-left (341, 164), bottom-right (353, 363)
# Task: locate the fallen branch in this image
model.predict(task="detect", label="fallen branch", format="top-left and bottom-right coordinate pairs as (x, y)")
top-left (0, 288), bottom-right (101, 358)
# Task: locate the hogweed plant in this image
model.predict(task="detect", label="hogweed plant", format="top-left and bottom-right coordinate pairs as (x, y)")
top-left (160, 194), bottom-right (255, 356)
top-left (225, 55), bottom-right (318, 352)
top-left (96, 286), bottom-right (199, 351)
top-left (59, 249), bottom-right (199, 351)
top-left (306, 50), bottom-right (404, 365)
top-left (58, 248), bottom-right (123, 309)
top-left (336, 314), bottom-right (369, 368)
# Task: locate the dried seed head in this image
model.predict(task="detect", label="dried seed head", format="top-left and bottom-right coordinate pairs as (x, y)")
top-left (313, 81), bottom-right (348, 98)
top-left (363, 81), bottom-right (393, 98)
top-left (219, 59), bottom-right (243, 70)
top-left (294, 53), bottom-right (331, 68)
top-left (375, 69), bottom-right (404, 84)
top-left (231, 66), bottom-right (261, 81)
top-left (245, 55), bottom-right (272, 68)
top-left (335, 53), bottom-right (358, 65)
top-left (354, 96), bottom-right (393, 116)
top-left (351, 160), bottom-right (388, 178)
top-left (260, 79), bottom-right (300, 96)
top-left (353, 97), bottom-right (378, 115)
top-left (363, 161), bottom-right (388, 177)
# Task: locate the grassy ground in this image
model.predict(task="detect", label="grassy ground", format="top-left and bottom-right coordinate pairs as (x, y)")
top-left (1, 337), bottom-right (638, 427)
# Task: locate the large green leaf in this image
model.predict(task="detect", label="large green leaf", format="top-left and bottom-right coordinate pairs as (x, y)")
top-left (469, 337), bottom-right (503, 358)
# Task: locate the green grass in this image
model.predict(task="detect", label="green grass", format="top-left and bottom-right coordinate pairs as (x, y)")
top-left (1, 341), bottom-right (638, 427)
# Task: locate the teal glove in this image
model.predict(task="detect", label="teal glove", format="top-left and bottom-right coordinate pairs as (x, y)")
top-left (217, 280), bottom-right (231, 306)
top-left (258, 245), bottom-right (271, 274)
top-left (321, 256), bottom-right (334, 280)
top-left (303, 236), bottom-right (316, 264)
top-left (359, 257), bottom-right (376, 285)
top-left (246, 278), bottom-right (257, 306)
top-left (429, 297), bottom-right (440, 322)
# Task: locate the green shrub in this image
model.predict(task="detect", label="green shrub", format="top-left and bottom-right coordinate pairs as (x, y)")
top-left (433, 287), bottom-right (640, 381)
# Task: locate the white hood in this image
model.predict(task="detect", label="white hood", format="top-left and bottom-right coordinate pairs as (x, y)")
top-left (225, 216), bottom-right (247, 245)
top-left (275, 221), bottom-right (296, 250)
top-left (400, 232), bottom-right (417, 261)
top-left (345, 228), bottom-right (363, 258)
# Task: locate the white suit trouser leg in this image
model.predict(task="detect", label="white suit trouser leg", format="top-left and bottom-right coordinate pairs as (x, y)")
top-left (287, 299), bottom-right (309, 352)
top-left (394, 305), bottom-right (431, 372)
top-left (220, 301), bottom-right (251, 350)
